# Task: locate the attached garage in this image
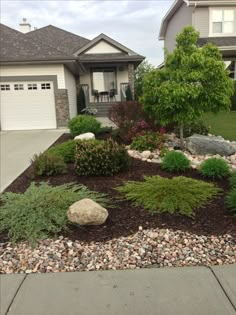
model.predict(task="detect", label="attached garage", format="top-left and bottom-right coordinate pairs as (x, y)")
top-left (0, 81), bottom-right (57, 130)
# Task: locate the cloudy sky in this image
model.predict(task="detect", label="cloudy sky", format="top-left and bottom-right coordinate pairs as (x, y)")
top-left (1, 0), bottom-right (173, 65)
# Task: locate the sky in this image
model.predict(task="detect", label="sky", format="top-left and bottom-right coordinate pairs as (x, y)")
top-left (0, 0), bottom-right (173, 66)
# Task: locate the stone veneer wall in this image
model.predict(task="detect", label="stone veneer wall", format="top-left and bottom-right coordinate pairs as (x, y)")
top-left (128, 63), bottom-right (135, 98)
top-left (55, 89), bottom-right (70, 127)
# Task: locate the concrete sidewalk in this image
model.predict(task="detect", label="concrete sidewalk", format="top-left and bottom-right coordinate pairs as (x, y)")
top-left (1, 265), bottom-right (236, 315)
top-left (0, 130), bottom-right (65, 192)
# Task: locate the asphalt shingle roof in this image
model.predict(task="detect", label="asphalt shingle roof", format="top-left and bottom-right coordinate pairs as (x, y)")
top-left (0, 23), bottom-right (143, 64)
top-left (79, 53), bottom-right (144, 62)
top-left (24, 25), bottom-right (90, 56)
top-left (0, 24), bottom-right (77, 62)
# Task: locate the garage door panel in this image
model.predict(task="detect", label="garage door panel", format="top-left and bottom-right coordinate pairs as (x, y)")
top-left (0, 81), bottom-right (57, 130)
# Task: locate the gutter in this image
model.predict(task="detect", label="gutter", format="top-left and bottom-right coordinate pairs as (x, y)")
top-left (0, 59), bottom-right (77, 65)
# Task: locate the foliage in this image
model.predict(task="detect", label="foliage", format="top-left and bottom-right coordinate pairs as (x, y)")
top-left (81, 107), bottom-right (98, 115)
top-left (159, 147), bottom-right (170, 157)
top-left (199, 158), bottom-right (230, 179)
top-left (161, 151), bottom-right (191, 172)
top-left (77, 87), bottom-right (86, 114)
top-left (48, 140), bottom-right (76, 163)
top-left (117, 176), bottom-right (221, 216)
top-left (134, 60), bottom-right (155, 99)
top-left (108, 101), bottom-right (155, 142)
top-left (230, 172), bottom-right (236, 188)
top-left (0, 182), bottom-right (108, 243)
top-left (174, 118), bottom-right (210, 138)
top-left (31, 152), bottom-right (67, 177)
top-left (126, 84), bottom-right (133, 101)
top-left (130, 132), bottom-right (165, 152)
top-left (68, 115), bottom-right (101, 137)
top-left (231, 81), bottom-right (236, 111)
top-left (142, 26), bottom-right (234, 147)
top-left (75, 139), bottom-right (130, 176)
top-left (225, 188), bottom-right (236, 213)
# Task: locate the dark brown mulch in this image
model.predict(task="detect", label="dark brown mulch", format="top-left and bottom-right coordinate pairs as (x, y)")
top-left (3, 131), bottom-right (236, 243)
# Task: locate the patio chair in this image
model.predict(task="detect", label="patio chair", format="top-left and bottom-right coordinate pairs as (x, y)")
top-left (109, 89), bottom-right (116, 102)
top-left (93, 90), bottom-right (99, 102)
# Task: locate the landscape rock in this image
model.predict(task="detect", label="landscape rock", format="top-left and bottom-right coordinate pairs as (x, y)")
top-left (186, 134), bottom-right (236, 156)
top-left (74, 132), bottom-right (95, 141)
top-left (141, 150), bottom-right (152, 159)
top-left (67, 199), bottom-right (108, 225)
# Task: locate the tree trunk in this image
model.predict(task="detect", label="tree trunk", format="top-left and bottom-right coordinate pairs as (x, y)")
top-left (179, 124), bottom-right (184, 149)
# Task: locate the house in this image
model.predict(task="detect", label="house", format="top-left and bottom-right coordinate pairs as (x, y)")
top-left (159, 0), bottom-right (236, 79)
top-left (0, 20), bottom-right (144, 131)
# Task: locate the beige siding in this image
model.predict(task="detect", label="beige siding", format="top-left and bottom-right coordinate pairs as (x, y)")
top-left (165, 3), bottom-right (193, 52)
top-left (85, 40), bottom-right (122, 54)
top-left (0, 64), bottom-right (66, 88)
top-left (192, 7), bottom-right (209, 37)
top-left (64, 66), bottom-right (77, 118)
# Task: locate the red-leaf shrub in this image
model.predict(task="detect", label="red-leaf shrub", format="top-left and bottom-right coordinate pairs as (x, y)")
top-left (108, 101), bottom-right (156, 142)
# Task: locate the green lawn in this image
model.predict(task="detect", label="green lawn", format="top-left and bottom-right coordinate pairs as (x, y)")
top-left (203, 111), bottom-right (236, 141)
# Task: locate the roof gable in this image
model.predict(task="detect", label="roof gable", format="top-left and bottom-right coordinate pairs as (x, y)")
top-left (75, 33), bottom-right (138, 56)
top-left (84, 40), bottom-right (123, 54)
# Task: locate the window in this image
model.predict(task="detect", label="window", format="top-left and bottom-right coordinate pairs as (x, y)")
top-left (41, 83), bottom-right (51, 89)
top-left (212, 9), bottom-right (234, 34)
top-left (28, 83), bottom-right (37, 90)
top-left (14, 84), bottom-right (24, 90)
top-left (0, 84), bottom-right (10, 91)
top-left (91, 68), bottom-right (117, 94)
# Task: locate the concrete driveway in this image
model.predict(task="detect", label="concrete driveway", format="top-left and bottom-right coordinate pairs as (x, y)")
top-left (1, 265), bottom-right (236, 315)
top-left (0, 130), bottom-right (65, 192)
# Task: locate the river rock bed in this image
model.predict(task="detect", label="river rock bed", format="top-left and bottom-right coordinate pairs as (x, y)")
top-left (127, 134), bottom-right (236, 170)
top-left (0, 228), bottom-right (235, 274)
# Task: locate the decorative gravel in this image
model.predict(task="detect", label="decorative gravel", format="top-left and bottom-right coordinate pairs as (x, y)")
top-left (0, 228), bottom-right (235, 274)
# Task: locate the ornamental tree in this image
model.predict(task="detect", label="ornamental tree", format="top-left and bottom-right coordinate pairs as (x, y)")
top-left (142, 26), bottom-right (234, 147)
top-left (134, 60), bottom-right (155, 99)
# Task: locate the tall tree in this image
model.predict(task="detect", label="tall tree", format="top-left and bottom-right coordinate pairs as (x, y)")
top-left (134, 60), bottom-right (155, 99)
top-left (142, 26), bottom-right (234, 147)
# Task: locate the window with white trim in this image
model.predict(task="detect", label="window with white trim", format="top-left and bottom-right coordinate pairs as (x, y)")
top-left (28, 83), bottom-right (37, 90)
top-left (0, 84), bottom-right (10, 91)
top-left (14, 84), bottom-right (24, 90)
top-left (212, 9), bottom-right (234, 34)
top-left (41, 83), bottom-right (51, 89)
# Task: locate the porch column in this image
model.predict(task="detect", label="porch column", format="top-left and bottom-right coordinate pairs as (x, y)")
top-left (128, 63), bottom-right (135, 99)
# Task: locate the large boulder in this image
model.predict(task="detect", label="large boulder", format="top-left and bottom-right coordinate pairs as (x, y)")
top-left (67, 198), bottom-right (108, 225)
top-left (186, 134), bottom-right (236, 156)
top-left (74, 132), bottom-right (95, 141)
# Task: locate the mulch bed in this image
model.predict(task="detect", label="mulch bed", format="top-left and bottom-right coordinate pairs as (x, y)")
top-left (2, 133), bottom-right (236, 243)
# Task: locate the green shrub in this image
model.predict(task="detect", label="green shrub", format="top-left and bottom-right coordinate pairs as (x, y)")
top-left (161, 151), bottom-right (190, 172)
top-left (31, 152), bottom-right (67, 177)
top-left (199, 158), bottom-right (230, 179)
top-left (225, 188), bottom-right (236, 213)
top-left (130, 132), bottom-right (165, 152)
top-left (48, 140), bottom-right (76, 163)
top-left (174, 119), bottom-right (210, 138)
top-left (0, 182), bottom-right (108, 243)
top-left (117, 176), bottom-right (221, 216)
top-left (229, 172), bottom-right (236, 188)
top-left (231, 81), bottom-right (236, 111)
top-left (68, 115), bottom-right (101, 137)
top-left (75, 139), bottom-right (130, 176)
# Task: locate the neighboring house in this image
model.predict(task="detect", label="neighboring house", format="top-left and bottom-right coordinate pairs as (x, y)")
top-left (159, 0), bottom-right (236, 79)
top-left (0, 20), bottom-right (144, 131)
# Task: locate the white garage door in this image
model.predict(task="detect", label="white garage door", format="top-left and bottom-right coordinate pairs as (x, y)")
top-left (0, 81), bottom-right (57, 130)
